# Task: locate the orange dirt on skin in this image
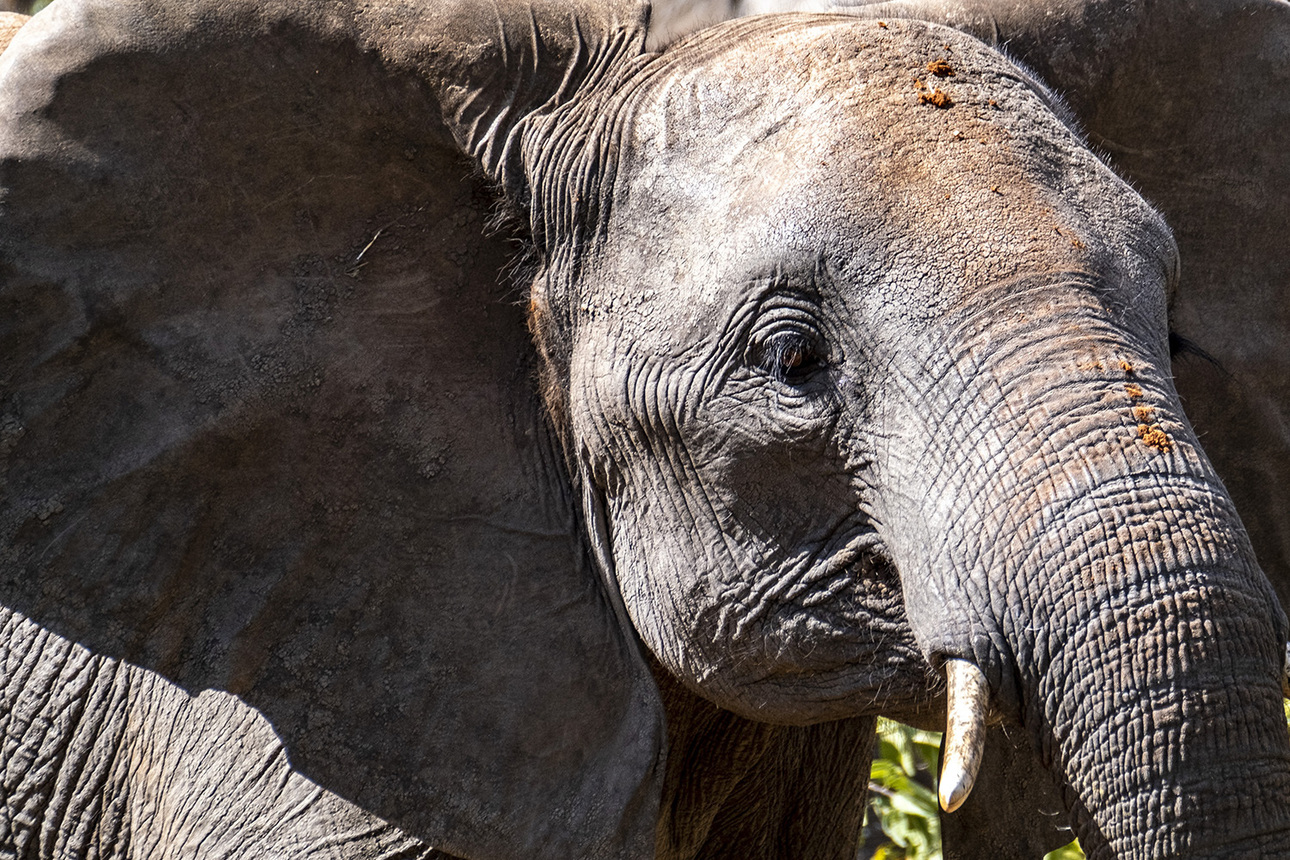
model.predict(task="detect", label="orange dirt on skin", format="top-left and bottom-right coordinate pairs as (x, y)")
top-left (927, 58), bottom-right (955, 77)
top-left (919, 88), bottom-right (954, 108)
top-left (1125, 383), bottom-right (1144, 399)
top-left (1133, 405), bottom-right (1155, 423)
top-left (1138, 423), bottom-right (1173, 453)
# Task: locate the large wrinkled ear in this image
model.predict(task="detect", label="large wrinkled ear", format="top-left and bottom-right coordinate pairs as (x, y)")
top-left (0, 0), bottom-right (664, 856)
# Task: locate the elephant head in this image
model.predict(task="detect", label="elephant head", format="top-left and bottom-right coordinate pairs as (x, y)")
top-left (1, 0), bottom-right (1287, 858)
top-left (533, 12), bottom-right (1290, 856)
top-left (649, 1), bottom-right (1290, 854)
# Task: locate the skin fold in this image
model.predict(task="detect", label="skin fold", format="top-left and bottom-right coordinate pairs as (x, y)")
top-left (0, 0), bottom-right (1287, 858)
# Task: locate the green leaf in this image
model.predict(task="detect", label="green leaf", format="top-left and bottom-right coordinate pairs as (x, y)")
top-left (866, 719), bottom-right (943, 860)
top-left (1044, 840), bottom-right (1085, 859)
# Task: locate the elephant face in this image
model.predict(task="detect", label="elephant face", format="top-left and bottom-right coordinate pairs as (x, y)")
top-left (3, 1), bottom-right (1289, 857)
top-left (541, 17), bottom-right (1177, 721)
top-left (529, 16), bottom-right (1290, 854)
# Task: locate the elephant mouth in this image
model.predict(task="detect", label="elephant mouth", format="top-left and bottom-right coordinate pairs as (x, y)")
top-left (758, 539), bottom-right (993, 811)
top-left (714, 544), bottom-right (939, 724)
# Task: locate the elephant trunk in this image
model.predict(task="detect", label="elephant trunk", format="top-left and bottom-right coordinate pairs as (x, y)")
top-left (879, 284), bottom-right (1290, 856)
top-left (1019, 487), bottom-right (1290, 857)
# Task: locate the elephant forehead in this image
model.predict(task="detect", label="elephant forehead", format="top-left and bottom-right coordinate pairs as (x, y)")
top-left (601, 15), bottom-right (1169, 328)
top-left (622, 17), bottom-right (1058, 202)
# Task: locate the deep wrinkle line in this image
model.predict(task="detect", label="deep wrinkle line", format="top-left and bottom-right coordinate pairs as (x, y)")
top-left (1011, 511), bottom-right (1251, 716)
top-left (960, 403), bottom-right (1216, 605)
top-left (749, 512), bottom-right (880, 603)
top-left (868, 340), bottom-right (1033, 692)
top-left (926, 350), bottom-right (1148, 567)
top-left (894, 309), bottom-right (1182, 544)
top-left (1037, 567), bottom-right (1269, 749)
top-left (939, 269), bottom-right (1165, 346)
top-left (524, 36), bottom-right (670, 288)
top-left (622, 352), bottom-right (749, 618)
top-left (1008, 469), bottom-right (1240, 591)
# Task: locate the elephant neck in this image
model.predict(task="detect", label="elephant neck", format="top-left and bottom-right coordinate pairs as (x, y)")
top-left (647, 657), bottom-right (875, 860)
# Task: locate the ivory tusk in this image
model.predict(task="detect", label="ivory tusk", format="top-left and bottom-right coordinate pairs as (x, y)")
top-left (939, 658), bottom-right (990, 814)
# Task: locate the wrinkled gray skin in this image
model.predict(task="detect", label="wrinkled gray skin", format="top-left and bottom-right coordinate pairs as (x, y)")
top-left (657, 0), bottom-right (1290, 854)
top-left (1, 1), bottom-right (1288, 859)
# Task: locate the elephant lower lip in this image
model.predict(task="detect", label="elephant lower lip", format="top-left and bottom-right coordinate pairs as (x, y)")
top-left (685, 548), bottom-right (936, 722)
top-left (747, 553), bottom-right (937, 719)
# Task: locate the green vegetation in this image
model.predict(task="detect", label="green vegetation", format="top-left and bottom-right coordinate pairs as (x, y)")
top-left (865, 720), bottom-right (943, 860)
top-left (7, 0), bottom-right (53, 14)
top-left (1044, 841), bottom-right (1086, 860)
top-left (863, 719), bottom-right (1083, 860)
top-left (869, 704), bottom-right (1290, 858)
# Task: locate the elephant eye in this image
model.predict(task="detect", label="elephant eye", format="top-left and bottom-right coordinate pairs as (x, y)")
top-left (762, 331), bottom-right (823, 384)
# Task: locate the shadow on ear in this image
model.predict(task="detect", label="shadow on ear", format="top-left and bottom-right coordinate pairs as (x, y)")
top-left (0, 0), bottom-right (663, 856)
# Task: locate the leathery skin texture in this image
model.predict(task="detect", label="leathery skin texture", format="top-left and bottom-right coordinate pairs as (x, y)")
top-left (529, 14), bottom-right (1290, 857)
top-left (0, 0), bottom-right (1288, 857)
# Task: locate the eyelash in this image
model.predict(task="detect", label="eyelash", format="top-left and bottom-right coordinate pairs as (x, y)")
top-left (761, 330), bottom-right (824, 384)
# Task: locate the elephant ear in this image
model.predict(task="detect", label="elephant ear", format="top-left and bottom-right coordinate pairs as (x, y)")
top-left (0, 0), bottom-right (664, 857)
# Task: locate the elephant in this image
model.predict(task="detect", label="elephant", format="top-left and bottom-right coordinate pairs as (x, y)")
top-left (649, 0), bottom-right (1290, 853)
top-left (1, 0), bottom-right (1289, 858)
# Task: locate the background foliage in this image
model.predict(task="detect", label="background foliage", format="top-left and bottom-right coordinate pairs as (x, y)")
top-left (862, 719), bottom-right (1083, 860)
top-left (0, 0), bottom-right (48, 13)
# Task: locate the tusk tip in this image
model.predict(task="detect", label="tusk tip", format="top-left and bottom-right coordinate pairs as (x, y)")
top-left (938, 762), bottom-right (972, 813)
top-left (939, 658), bottom-right (990, 814)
